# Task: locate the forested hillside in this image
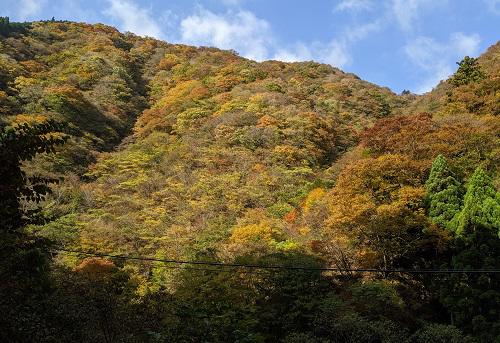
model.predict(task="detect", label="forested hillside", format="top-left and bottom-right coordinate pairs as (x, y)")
top-left (1, 19), bottom-right (499, 342)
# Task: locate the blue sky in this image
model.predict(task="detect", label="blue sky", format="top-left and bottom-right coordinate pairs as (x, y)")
top-left (2, 0), bottom-right (499, 93)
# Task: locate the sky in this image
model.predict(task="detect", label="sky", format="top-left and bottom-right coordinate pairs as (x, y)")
top-left (2, 0), bottom-right (499, 94)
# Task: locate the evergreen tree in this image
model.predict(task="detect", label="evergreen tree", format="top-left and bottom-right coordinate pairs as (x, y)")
top-left (425, 155), bottom-right (463, 231)
top-left (435, 224), bottom-right (500, 341)
top-left (0, 17), bottom-right (29, 36)
top-left (450, 56), bottom-right (485, 87)
top-left (456, 167), bottom-right (500, 236)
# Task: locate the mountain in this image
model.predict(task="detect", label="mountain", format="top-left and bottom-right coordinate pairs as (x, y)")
top-left (1, 19), bottom-right (499, 342)
top-left (405, 41), bottom-right (500, 117)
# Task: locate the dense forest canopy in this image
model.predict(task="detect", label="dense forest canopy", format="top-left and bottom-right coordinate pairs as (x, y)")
top-left (1, 18), bottom-right (499, 342)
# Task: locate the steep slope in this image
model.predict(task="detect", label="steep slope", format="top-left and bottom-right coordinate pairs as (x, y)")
top-left (405, 41), bottom-right (500, 116)
top-left (0, 21), bottom-right (408, 258)
top-left (403, 41), bottom-right (499, 186)
top-left (1, 20), bottom-right (407, 175)
top-left (2, 20), bottom-right (497, 268)
top-left (1, 19), bottom-right (499, 342)
top-left (75, 48), bottom-right (411, 259)
top-left (2, 20), bottom-right (496, 265)
top-left (1, 20), bottom-right (151, 174)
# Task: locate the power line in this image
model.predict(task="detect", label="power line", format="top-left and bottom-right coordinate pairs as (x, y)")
top-left (153, 263), bottom-right (272, 275)
top-left (145, 264), bottom-right (263, 274)
top-left (55, 249), bottom-right (270, 275)
top-left (53, 248), bottom-right (500, 274)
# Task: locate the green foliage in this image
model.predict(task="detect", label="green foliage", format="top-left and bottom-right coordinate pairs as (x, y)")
top-left (450, 56), bottom-right (485, 87)
top-left (265, 82), bottom-right (284, 93)
top-left (425, 155), bottom-right (463, 231)
top-left (373, 93), bottom-right (391, 117)
top-left (267, 201), bottom-right (294, 218)
top-left (0, 119), bottom-right (66, 342)
top-left (434, 224), bottom-right (500, 341)
top-left (405, 43), bottom-right (500, 116)
top-left (410, 324), bottom-right (470, 343)
top-left (456, 167), bottom-right (500, 236)
top-left (0, 119), bottom-right (66, 232)
top-left (349, 281), bottom-right (404, 320)
top-left (0, 17), bottom-right (29, 36)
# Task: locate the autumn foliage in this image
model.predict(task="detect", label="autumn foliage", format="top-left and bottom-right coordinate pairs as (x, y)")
top-left (0, 19), bottom-right (498, 342)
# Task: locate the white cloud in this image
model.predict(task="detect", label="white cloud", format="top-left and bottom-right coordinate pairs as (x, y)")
top-left (391, 0), bottom-right (446, 31)
top-left (345, 20), bottom-right (382, 41)
top-left (405, 33), bottom-right (481, 93)
top-left (104, 0), bottom-right (162, 39)
top-left (220, 0), bottom-right (245, 6)
top-left (271, 17), bottom-right (380, 68)
top-left (18, 0), bottom-right (46, 20)
top-left (484, 0), bottom-right (500, 14)
top-left (274, 40), bottom-right (351, 68)
top-left (273, 43), bottom-right (314, 62)
top-left (335, 0), bottom-right (373, 12)
top-left (451, 32), bottom-right (481, 56)
top-left (177, 4), bottom-right (382, 68)
top-left (157, 10), bottom-right (181, 41)
top-left (180, 8), bottom-right (272, 61)
top-left (321, 40), bottom-right (352, 67)
top-left (405, 37), bottom-right (452, 92)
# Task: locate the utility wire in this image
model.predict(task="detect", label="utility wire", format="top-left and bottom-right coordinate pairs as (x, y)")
top-left (53, 248), bottom-right (500, 274)
top-left (153, 263), bottom-right (272, 275)
top-left (144, 264), bottom-right (262, 274)
top-left (55, 249), bottom-right (269, 275)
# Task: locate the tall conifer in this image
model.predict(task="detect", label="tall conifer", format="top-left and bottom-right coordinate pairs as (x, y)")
top-left (456, 167), bottom-right (500, 236)
top-left (425, 155), bottom-right (463, 231)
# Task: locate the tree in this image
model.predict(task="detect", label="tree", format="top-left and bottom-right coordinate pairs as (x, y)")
top-left (450, 56), bottom-right (485, 87)
top-left (435, 224), bottom-right (500, 341)
top-left (0, 119), bottom-right (66, 234)
top-left (425, 155), bottom-right (463, 231)
top-left (455, 167), bottom-right (500, 236)
top-left (324, 154), bottom-right (439, 270)
top-left (361, 113), bottom-right (438, 158)
top-left (410, 324), bottom-right (470, 343)
top-left (0, 17), bottom-right (29, 36)
top-left (0, 118), bottom-right (66, 342)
